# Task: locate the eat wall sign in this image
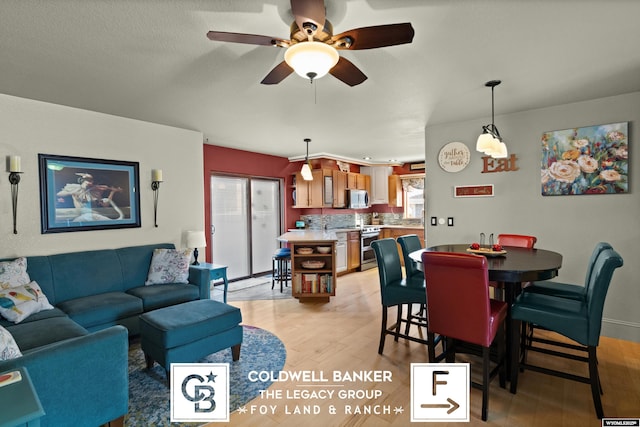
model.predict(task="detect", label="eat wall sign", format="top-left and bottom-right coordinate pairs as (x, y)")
top-left (481, 154), bottom-right (519, 173)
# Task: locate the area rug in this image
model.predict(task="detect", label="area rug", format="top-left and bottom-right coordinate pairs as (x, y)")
top-left (213, 276), bottom-right (292, 302)
top-left (126, 325), bottom-right (286, 426)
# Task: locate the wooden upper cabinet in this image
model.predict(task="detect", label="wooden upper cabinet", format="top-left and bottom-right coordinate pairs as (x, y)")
top-left (295, 168), bottom-right (368, 208)
top-left (332, 170), bottom-right (347, 208)
top-left (347, 172), bottom-right (358, 189)
top-left (294, 172), bottom-right (309, 208)
top-left (388, 174), bottom-right (403, 207)
top-left (294, 169), bottom-right (324, 208)
top-left (363, 174), bottom-right (371, 197)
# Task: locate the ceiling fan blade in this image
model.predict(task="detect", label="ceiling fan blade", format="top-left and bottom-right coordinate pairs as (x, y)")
top-left (207, 31), bottom-right (288, 47)
top-left (329, 57), bottom-right (367, 87)
top-left (261, 61), bottom-right (294, 85)
top-left (332, 23), bottom-right (415, 50)
top-left (291, 0), bottom-right (326, 35)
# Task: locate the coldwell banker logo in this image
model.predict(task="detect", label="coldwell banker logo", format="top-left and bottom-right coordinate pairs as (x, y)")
top-left (171, 363), bottom-right (230, 422)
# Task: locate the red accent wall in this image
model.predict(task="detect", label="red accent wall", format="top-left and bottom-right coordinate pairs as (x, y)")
top-left (203, 145), bottom-right (300, 263)
top-left (202, 145), bottom-right (419, 261)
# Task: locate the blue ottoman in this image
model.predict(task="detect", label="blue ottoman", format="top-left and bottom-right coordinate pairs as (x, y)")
top-left (139, 299), bottom-right (243, 382)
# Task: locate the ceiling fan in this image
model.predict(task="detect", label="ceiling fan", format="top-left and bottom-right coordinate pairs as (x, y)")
top-left (206, 0), bottom-right (414, 86)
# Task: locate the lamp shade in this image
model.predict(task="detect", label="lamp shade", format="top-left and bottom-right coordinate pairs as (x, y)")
top-left (185, 230), bottom-right (207, 248)
top-left (284, 41), bottom-right (339, 80)
top-left (491, 141), bottom-right (508, 158)
top-left (476, 133), bottom-right (495, 154)
top-left (301, 162), bottom-right (313, 181)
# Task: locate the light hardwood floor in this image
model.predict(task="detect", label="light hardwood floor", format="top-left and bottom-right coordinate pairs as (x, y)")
top-left (207, 268), bottom-right (640, 426)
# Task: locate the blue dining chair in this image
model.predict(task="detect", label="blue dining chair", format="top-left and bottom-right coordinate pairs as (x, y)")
top-left (371, 238), bottom-right (442, 361)
top-left (521, 242), bottom-right (613, 350)
top-left (397, 234), bottom-right (426, 336)
top-left (397, 234), bottom-right (424, 283)
top-left (509, 247), bottom-right (623, 419)
top-left (523, 242), bottom-right (612, 300)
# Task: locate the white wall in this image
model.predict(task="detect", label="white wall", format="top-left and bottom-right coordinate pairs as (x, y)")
top-left (425, 91), bottom-right (640, 342)
top-left (0, 94), bottom-right (204, 257)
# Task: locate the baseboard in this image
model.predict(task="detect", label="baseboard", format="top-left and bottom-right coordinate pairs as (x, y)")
top-left (601, 317), bottom-right (640, 343)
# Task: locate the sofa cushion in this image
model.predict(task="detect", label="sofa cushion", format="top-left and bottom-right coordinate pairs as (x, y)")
top-left (0, 257), bottom-right (30, 289)
top-left (0, 325), bottom-right (22, 360)
top-left (22, 256), bottom-right (57, 304)
top-left (0, 281), bottom-right (54, 323)
top-left (56, 292), bottom-right (143, 329)
top-left (0, 307), bottom-right (67, 329)
top-left (127, 283), bottom-right (199, 311)
top-left (48, 250), bottom-right (125, 303)
top-left (145, 248), bottom-right (192, 285)
top-left (6, 316), bottom-right (89, 352)
top-left (116, 243), bottom-right (175, 291)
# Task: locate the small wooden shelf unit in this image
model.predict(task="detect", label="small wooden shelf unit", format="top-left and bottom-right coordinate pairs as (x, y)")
top-left (290, 241), bottom-right (336, 302)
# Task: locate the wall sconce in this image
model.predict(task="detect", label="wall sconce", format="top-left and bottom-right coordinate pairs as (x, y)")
top-left (151, 169), bottom-right (163, 227)
top-left (7, 156), bottom-right (22, 234)
top-left (185, 230), bottom-right (207, 265)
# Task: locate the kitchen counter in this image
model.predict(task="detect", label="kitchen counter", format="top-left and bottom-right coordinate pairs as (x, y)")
top-left (278, 230), bottom-right (338, 243)
top-left (279, 231), bottom-right (338, 303)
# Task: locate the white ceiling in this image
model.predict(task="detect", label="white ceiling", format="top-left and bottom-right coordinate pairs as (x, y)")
top-left (2, 0), bottom-right (640, 164)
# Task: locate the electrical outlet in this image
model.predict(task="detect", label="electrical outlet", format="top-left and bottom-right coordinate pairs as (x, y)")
top-left (430, 217), bottom-right (437, 226)
top-left (447, 217), bottom-right (454, 226)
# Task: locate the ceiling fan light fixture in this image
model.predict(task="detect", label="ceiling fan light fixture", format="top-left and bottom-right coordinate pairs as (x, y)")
top-left (284, 42), bottom-right (339, 81)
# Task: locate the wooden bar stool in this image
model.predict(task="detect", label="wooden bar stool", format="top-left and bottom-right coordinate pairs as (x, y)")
top-left (272, 248), bottom-right (291, 292)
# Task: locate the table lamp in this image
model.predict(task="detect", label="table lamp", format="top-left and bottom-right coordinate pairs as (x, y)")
top-left (185, 230), bottom-right (207, 265)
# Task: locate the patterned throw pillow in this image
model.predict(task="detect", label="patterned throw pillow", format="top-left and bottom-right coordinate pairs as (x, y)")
top-left (0, 257), bottom-right (31, 290)
top-left (145, 249), bottom-right (193, 285)
top-left (0, 325), bottom-right (22, 360)
top-left (0, 281), bottom-right (54, 323)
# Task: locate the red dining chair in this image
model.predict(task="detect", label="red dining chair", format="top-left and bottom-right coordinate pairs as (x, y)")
top-left (491, 234), bottom-right (537, 299)
top-left (422, 251), bottom-right (508, 421)
top-left (496, 234), bottom-right (537, 249)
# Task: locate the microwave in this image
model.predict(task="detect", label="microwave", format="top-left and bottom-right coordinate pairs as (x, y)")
top-left (347, 189), bottom-right (369, 209)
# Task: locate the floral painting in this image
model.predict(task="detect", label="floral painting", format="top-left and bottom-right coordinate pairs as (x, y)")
top-left (541, 122), bottom-right (628, 196)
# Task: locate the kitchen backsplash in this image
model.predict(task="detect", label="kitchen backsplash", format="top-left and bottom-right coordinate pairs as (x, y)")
top-left (300, 213), bottom-right (422, 229)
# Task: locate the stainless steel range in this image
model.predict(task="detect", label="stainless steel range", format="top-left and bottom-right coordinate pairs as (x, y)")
top-left (360, 226), bottom-right (381, 270)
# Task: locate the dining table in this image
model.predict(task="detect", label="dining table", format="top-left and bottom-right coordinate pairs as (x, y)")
top-left (409, 243), bottom-right (563, 377)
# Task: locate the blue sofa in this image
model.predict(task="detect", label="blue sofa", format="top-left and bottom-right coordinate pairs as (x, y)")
top-left (0, 243), bottom-right (211, 426)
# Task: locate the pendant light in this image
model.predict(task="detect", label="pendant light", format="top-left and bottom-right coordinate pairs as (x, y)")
top-left (301, 138), bottom-right (313, 181)
top-left (476, 80), bottom-right (508, 158)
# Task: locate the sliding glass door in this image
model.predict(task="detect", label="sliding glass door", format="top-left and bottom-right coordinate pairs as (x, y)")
top-left (210, 174), bottom-right (282, 280)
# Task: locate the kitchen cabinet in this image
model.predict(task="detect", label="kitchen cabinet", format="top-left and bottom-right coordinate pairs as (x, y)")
top-left (347, 231), bottom-right (361, 270)
top-left (388, 174), bottom-right (403, 207)
top-left (346, 172), bottom-right (367, 190)
top-left (293, 169), bottom-right (325, 208)
top-left (336, 232), bottom-right (347, 273)
top-left (279, 231), bottom-right (337, 303)
top-left (361, 166), bottom-right (392, 205)
top-left (332, 170), bottom-right (347, 208)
